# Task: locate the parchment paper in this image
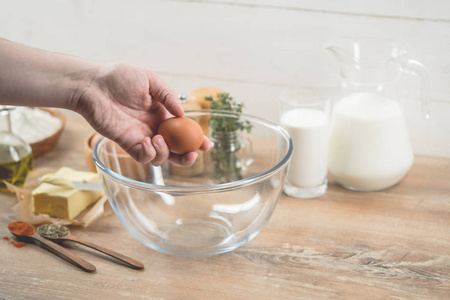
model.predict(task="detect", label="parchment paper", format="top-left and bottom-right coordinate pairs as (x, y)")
top-left (4, 167), bottom-right (112, 227)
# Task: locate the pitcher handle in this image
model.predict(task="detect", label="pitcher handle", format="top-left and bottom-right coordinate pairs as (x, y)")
top-left (404, 59), bottom-right (431, 119)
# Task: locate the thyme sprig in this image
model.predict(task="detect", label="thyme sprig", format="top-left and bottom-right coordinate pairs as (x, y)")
top-left (205, 93), bottom-right (252, 133)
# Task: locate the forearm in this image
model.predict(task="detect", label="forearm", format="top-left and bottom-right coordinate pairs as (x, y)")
top-left (0, 38), bottom-right (100, 110)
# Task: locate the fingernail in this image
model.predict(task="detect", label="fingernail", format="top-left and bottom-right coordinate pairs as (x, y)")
top-left (144, 137), bottom-right (151, 147)
top-left (154, 135), bottom-right (164, 147)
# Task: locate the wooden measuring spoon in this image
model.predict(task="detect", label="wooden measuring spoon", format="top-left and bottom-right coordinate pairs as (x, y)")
top-left (37, 224), bottom-right (144, 270)
top-left (8, 222), bottom-right (96, 273)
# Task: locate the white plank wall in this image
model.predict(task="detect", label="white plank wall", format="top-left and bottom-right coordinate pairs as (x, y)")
top-left (1, 0), bottom-right (449, 157)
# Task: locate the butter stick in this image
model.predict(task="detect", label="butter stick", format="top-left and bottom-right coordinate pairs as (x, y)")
top-left (32, 167), bottom-right (103, 219)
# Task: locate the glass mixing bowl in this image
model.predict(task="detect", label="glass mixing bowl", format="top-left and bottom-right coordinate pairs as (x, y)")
top-left (93, 110), bottom-right (293, 257)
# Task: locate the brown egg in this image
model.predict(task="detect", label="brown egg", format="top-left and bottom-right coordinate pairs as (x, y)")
top-left (158, 117), bottom-right (204, 154)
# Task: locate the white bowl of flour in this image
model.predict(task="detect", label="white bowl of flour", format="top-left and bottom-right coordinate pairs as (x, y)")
top-left (5, 107), bottom-right (66, 157)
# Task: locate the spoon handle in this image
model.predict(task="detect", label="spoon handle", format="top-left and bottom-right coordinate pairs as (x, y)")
top-left (66, 236), bottom-right (144, 270)
top-left (31, 234), bottom-right (96, 273)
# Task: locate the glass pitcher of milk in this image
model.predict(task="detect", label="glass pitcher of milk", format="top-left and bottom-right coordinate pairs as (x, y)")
top-left (326, 38), bottom-right (430, 191)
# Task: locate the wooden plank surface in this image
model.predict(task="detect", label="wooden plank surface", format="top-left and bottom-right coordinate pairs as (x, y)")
top-left (0, 112), bottom-right (449, 299)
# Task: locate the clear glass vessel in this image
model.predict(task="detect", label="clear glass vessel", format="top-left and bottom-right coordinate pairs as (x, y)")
top-left (209, 130), bottom-right (254, 183)
top-left (326, 38), bottom-right (430, 191)
top-left (0, 106), bottom-right (33, 191)
top-left (93, 110), bottom-right (293, 257)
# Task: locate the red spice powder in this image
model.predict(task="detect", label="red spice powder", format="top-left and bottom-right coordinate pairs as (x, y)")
top-left (2, 236), bottom-right (27, 248)
top-left (11, 241), bottom-right (27, 248)
top-left (8, 222), bottom-right (35, 236)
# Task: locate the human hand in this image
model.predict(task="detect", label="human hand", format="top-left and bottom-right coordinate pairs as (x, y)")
top-left (75, 63), bottom-right (210, 166)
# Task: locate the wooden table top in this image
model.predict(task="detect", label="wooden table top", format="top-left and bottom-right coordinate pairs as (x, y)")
top-left (1, 111), bottom-right (449, 300)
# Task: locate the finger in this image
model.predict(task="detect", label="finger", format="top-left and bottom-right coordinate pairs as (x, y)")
top-left (150, 135), bottom-right (170, 166)
top-left (137, 137), bottom-right (157, 164)
top-left (147, 70), bottom-right (184, 117)
top-left (199, 135), bottom-right (212, 151)
top-left (168, 151), bottom-right (199, 167)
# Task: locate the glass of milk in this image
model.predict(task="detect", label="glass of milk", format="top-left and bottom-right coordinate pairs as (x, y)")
top-left (279, 88), bottom-right (331, 198)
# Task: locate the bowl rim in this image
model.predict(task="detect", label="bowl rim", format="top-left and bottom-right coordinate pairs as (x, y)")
top-left (93, 110), bottom-right (293, 194)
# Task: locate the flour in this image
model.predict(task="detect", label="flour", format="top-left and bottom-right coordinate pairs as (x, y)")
top-left (1, 107), bottom-right (62, 143)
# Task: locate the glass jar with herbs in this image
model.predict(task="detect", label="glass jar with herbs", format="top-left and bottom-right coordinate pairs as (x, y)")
top-left (206, 93), bottom-right (253, 183)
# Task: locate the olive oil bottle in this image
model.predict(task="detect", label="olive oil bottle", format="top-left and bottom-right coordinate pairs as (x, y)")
top-left (0, 106), bottom-right (33, 191)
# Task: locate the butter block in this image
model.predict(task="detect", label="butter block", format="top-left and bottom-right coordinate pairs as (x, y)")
top-left (32, 167), bottom-right (103, 219)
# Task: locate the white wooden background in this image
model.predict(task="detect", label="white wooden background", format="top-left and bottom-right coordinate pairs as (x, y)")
top-left (1, 0), bottom-right (449, 157)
